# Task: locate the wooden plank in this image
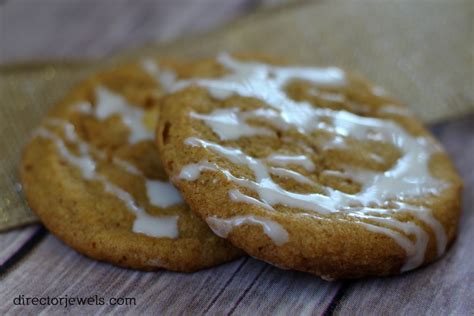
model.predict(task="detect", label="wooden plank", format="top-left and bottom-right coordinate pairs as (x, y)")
top-left (0, 235), bottom-right (339, 314)
top-left (333, 116), bottom-right (474, 315)
top-left (207, 260), bottom-right (341, 315)
top-left (0, 234), bottom-right (242, 314)
top-left (0, 225), bottom-right (43, 267)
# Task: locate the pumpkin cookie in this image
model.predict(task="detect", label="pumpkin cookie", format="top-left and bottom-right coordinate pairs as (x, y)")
top-left (156, 54), bottom-right (462, 279)
top-left (20, 59), bottom-right (242, 272)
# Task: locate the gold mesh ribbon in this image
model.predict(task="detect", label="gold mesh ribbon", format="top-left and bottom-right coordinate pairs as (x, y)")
top-left (1, 0), bottom-right (472, 231)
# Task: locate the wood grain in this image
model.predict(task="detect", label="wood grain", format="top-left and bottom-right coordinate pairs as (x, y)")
top-left (333, 116), bottom-right (474, 315)
top-left (0, 235), bottom-right (339, 314)
top-left (0, 225), bottom-right (42, 267)
top-left (209, 261), bottom-right (341, 315)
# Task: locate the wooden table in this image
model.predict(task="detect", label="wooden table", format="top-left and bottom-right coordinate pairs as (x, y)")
top-left (1, 1), bottom-right (473, 314)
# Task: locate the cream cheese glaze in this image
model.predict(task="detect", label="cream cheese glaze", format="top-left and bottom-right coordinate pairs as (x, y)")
top-left (206, 215), bottom-right (289, 246)
top-left (33, 86), bottom-right (183, 238)
top-left (95, 87), bottom-right (153, 144)
top-left (142, 58), bottom-right (177, 91)
top-left (167, 53), bottom-right (449, 271)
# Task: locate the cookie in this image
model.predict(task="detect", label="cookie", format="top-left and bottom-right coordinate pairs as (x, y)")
top-left (156, 53), bottom-right (463, 279)
top-left (20, 59), bottom-right (242, 272)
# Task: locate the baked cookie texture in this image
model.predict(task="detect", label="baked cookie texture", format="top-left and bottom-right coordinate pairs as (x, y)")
top-left (156, 54), bottom-right (463, 279)
top-left (20, 59), bottom-right (242, 272)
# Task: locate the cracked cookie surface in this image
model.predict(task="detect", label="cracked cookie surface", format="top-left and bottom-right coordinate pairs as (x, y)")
top-left (21, 59), bottom-right (242, 272)
top-left (156, 54), bottom-right (462, 279)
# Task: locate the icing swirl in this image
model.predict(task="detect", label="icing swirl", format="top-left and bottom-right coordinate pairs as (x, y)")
top-left (171, 54), bottom-right (448, 271)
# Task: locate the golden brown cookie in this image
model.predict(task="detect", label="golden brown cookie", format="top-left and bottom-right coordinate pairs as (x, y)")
top-left (20, 59), bottom-right (242, 272)
top-left (156, 54), bottom-right (462, 279)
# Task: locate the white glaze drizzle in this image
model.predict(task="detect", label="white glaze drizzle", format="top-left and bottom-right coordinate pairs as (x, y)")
top-left (206, 215), bottom-right (289, 246)
top-left (145, 180), bottom-right (182, 208)
top-left (190, 108), bottom-right (274, 140)
top-left (266, 153), bottom-right (315, 172)
top-left (142, 58), bottom-right (177, 91)
top-left (34, 72), bottom-right (190, 238)
top-left (94, 87), bottom-right (185, 210)
top-left (269, 167), bottom-right (317, 186)
top-left (308, 87), bottom-right (346, 103)
top-left (47, 113), bottom-right (184, 211)
top-left (71, 102), bottom-right (93, 113)
top-left (111, 157), bottom-right (142, 175)
top-left (94, 87), bottom-right (153, 144)
top-left (377, 104), bottom-right (413, 117)
top-left (229, 189), bottom-right (275, 211)
top-left (35, 121), bottom-right (179, 238)
top-left (174, 54), bottom-right (449, 271)
top-left (177, 161), bottom-right (217, 182)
